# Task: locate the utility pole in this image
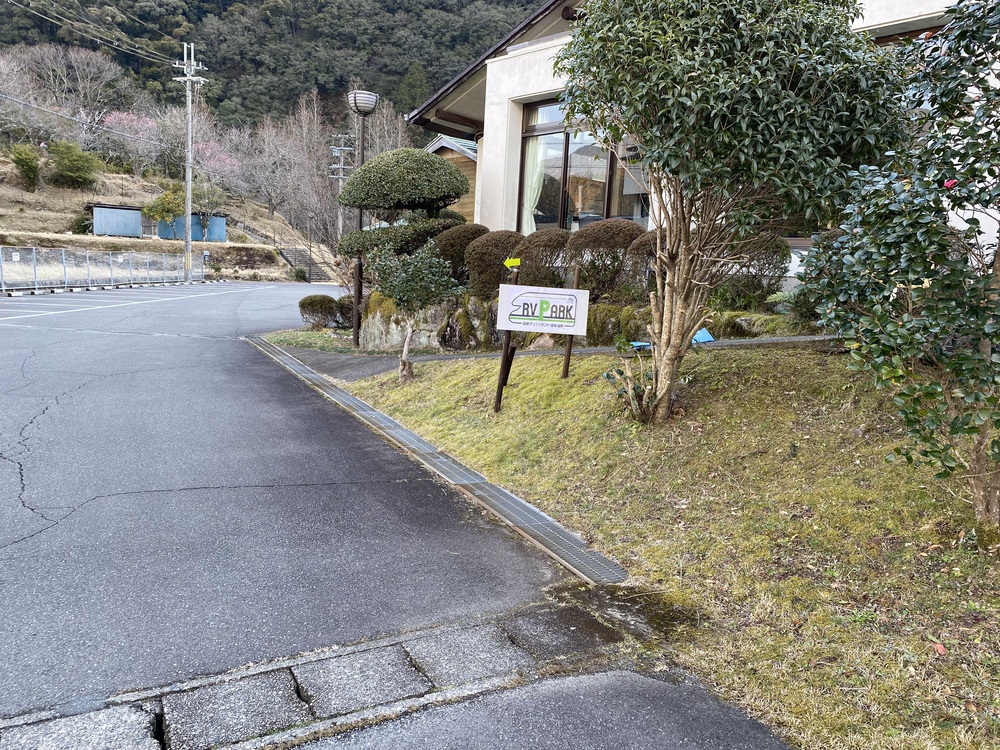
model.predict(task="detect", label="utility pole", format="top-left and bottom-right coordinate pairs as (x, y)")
top-left (173, 43), bottom-right (207, 282)
top-left (329, 136), bottom-right (353, 243)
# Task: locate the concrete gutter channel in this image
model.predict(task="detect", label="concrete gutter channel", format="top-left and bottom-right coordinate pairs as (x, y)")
top-left (244, 333), bottom-right (837, 582)
top-left (245, 336), bottom-right (630, 586)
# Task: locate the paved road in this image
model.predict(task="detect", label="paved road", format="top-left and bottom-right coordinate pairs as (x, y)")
top-left (0, 283), bottom-right (561, 718)
top-left (305, 671), bottom-right (789, 750)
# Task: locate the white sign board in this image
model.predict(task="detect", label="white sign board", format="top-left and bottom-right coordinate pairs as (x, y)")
top-left (497, 284), bottom-right (590, 337)
top-left (11, 252), bottom-right (19, 262)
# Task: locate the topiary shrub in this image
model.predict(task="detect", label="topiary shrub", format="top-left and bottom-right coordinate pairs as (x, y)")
top-left (564, 218), bottom-right (645, 299)
top-left (10, 144), bottom-right (40, 191)
top-left (465, 230), bottom-right (523, 300)
top-left (338, 218), bottom-right (462, 259)
top-left (298, 294), bottom-right (340, 330)
top-left (515, 228), bottom-right (570, 288)
top-left (338, 148), bottom-right (469, 222)
top-left (401, 208), bottom-right (467, 225)
top-left (47, 140), bottom-right (103, 188)
top-left (432, 223), bottom-right (489, 282)
top-left (627, 230), bottom-right (658, 261)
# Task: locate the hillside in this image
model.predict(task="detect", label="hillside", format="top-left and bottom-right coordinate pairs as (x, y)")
top-left (0, 158), bottom-right (348, 283)
top-left (0, 0), bottom-right (536, 124)
top-left (341, 348), bottom-right (999, 749)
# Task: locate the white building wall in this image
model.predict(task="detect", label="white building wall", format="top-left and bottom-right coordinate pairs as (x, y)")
top-left (474, 3), bottom-right (957, 233)
top-left (476, 36), bottom-right (568, 230)
top-left (854, 0), bottom-right (949, 34)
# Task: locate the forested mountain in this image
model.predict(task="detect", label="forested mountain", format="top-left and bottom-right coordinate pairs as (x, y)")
top-left (0, 0), bottom-right (535, 123)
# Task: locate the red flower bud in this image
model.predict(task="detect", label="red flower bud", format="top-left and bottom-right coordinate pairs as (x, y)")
top-left (944, 179), bottom-right (958, 189)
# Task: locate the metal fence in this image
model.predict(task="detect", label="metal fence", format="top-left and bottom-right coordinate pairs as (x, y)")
top-left (0, 247), bottom-right (205, 292)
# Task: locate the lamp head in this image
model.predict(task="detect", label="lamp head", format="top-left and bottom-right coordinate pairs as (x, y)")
top-left (347, 90), bottom-right (380, 117)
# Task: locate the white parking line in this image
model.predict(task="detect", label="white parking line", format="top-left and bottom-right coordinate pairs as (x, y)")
top-left (0, 303), bottom-right (88, 308)
top-left (0, 292), bottom-right (194, 304)
top-left (0, 286), bottom-right (275, 321)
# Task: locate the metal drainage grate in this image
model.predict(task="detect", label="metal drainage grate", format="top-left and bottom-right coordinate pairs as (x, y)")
top-left (245, 336), bottom-right (628, 585)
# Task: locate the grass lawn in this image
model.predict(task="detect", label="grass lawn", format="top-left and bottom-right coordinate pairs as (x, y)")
top-left (344, 347), bottom-right (998, 749)
top-left (266, 328), bottom-right (358, 353)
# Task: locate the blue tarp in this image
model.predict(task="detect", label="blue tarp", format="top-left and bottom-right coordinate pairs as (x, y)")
top-left (631, 328), bottom-right (714, 351)
top-left (692, 328), bottom-right (715, 343)
top-left (158, 215), bottom-right (226, 242)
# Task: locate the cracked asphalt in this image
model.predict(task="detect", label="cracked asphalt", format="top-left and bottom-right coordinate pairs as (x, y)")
top-left (0, 283), bottom-right (562, 719)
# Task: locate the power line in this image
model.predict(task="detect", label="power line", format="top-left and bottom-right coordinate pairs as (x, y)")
top-left (49, 0), bottom-right (174, 55)
top-left (5, 0), bottom-right (174, 64)
top-left (0, 90), bottom-right (166, 145)
top-left (105, 2), bottom-right (175, 42)
top-left (41, 0), bottom-right (174, 63)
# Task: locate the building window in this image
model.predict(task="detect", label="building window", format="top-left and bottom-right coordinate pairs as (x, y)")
top-left (608, 144), bottom-right (649, 225)
top-left (519, 102), bottom-right (648, 233)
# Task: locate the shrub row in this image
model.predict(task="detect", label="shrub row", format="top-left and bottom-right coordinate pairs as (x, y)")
top-left (9, 141), bottom-right (103, 191)
top-left (437, 218), bottom-right (649, 301)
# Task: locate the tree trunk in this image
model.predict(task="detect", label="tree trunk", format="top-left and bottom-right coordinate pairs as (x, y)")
top-left (650, 345), bottom-right (683, 424)
top-left (399, 319), bottom-right (414, 383)
top-left (970, 252), bottom-right (1000, 550)
top-left (969, 455), bottom-right (1000, 550)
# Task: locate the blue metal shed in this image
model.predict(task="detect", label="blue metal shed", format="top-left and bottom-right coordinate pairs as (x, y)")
top-left (157, 214), bottom-right (227, 242)
top-left (91, 204), bottom-right (144, 238)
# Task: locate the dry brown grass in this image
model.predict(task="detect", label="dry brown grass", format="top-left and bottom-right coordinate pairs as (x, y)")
top-left (345, 349), bottom-right (999, 749)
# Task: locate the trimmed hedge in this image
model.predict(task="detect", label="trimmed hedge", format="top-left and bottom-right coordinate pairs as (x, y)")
top-left (564, 218), bottom-right (645, 299)
top-left (515, 228), bottom-right (570, 288)
top-left (627, 230), bottom-right (658, 263)
top-left (298, 294), bottom-right (349, 330)
top-left (465, 230), bottom-right (523, 300)
top-left (337, 148), bottom-right (469, 218)
top-left (432, 223), bottom-right (490, 282)
top-left (707, 236), bottom-right (791, 312)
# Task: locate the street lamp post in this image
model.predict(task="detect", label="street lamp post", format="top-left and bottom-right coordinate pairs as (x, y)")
top-left (346, 89), bottom-right (380, 348)
top-left (307, 213), bottom-right (314, 283)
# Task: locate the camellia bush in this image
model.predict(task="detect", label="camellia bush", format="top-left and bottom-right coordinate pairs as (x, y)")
top-left (555, 0), bottom-right (906, 423)
top-left (801, 0), bottom-right (1000, 547)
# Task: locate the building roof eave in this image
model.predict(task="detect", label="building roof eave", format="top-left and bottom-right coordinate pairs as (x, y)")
top-left (408, 0), bottom-right (578, 134)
